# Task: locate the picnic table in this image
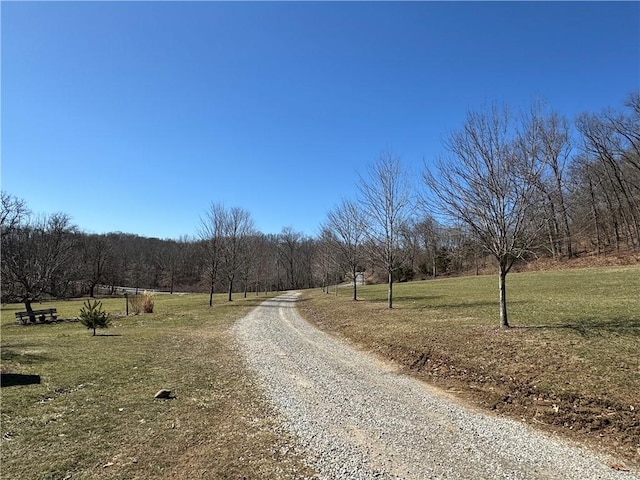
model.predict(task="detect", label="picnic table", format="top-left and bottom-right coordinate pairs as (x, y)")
top-left (15, 308), bottom-right (58, 325)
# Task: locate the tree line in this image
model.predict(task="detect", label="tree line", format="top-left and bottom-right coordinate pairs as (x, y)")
top-left (2, 92), bottom-right (638, 326)
top-left (0, 197), bottom-right (321, 315)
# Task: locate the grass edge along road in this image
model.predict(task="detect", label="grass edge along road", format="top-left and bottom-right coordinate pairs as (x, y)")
top-left (297, 265), bottom-right (640, 470)
top-left (1, 293), bottom-right (314, 480)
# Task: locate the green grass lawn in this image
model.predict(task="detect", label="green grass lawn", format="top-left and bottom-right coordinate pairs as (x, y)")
top-left (1, 293), bottom-right (313, 480)
top-left (297, 265), bottom-right (640, 466)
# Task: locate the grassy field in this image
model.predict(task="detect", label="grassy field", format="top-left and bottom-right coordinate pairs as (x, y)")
top-left (1, 293), bottom-right (313, 480)
top-left (297, 265), bottom-right (640, 467)
top-left (2, 266), bottom-right (639, 476)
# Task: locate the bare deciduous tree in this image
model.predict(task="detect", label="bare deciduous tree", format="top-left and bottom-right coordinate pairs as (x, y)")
top-left (575, 93), bottom-right (640, 250)
top-left (520, 103), bottom-right (574, 258)
top-left (1, 212), bottom-right (77, 318)
top-left (199, 203), bottom-right (226, 306)
top-left (277, 227), bottom-right (304, 290)
top-left (220, 206), bottom-right (255, 301)
top-left (322, 198), bottom-right (367, 300)
top-left (314, 229), bottom-right (340, 294)
top-left (1, 192), bottom-right (30, 232)
top-left (81, 234), bottom-right (112, 297)
top-left (414, 215), bottom-right (441, 278)
top-left (359, 153), bottom-right (414, 309)
top-left (423, 104), bottom-right (545, 327)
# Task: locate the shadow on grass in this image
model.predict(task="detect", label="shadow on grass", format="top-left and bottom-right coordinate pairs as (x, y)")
top-left (523, 318), bottom-right (640, 337)
top-left (440, 300), bottom-right (526, 309)
top-left (361, 294), bottom-right (446, 304)
top-left (1, 348), bottom-right (51, 365)
top-left (1, 373), bottom-right (41, 387)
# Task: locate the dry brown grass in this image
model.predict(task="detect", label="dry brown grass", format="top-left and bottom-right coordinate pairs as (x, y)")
top-left (1, 294), bottom-right (314, 479)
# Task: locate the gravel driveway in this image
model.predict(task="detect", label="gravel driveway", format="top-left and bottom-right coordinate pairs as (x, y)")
top-left (234, 292), bottom-right (638, 479)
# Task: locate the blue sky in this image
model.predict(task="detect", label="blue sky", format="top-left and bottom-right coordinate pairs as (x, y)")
top-left (2, 1), bottom-right (638, 240)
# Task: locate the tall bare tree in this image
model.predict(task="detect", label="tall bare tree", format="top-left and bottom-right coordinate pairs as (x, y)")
top-left (323, 199), bottom-right (367, 300)
top-left (575, 93), bottom-right (640, 250)
top-left (199, 203), bottom-right (225, 306)
top-left (359, 153), bottom-right (414, 309)
top-left (423, 104), bottom-right (545, 327)
top-left (220, 206), bottom-right (255, 301)
top-left (520, 103), bottom-right (574, 258)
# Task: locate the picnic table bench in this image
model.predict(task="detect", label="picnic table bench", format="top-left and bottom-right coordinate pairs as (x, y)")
top-left (15, 308), bottom-right (58, 325)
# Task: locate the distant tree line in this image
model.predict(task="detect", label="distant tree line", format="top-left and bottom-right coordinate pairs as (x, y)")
top-left (2, 92), bottom-right (638, 325)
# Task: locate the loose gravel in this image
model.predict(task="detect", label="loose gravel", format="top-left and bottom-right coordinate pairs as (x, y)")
top-left (234, 292), bottom-right (639, 479)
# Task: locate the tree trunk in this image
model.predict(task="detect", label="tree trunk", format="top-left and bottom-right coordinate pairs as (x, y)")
top-left (499, 263), bottom-right (509, 328)
top-left (209, 280), bottom-right (214, 307)
top-left (24, 299), bottom-right (35, 323)
top-left (546, 220), bottom-right (557, 259)
top-left (227, 277), bottom-right (233, 302)
top-left (388, 271), bottom-right (393, 309)
top-left (352, 266), bottom-right (358, 301)
top-left (557, 189), bottom-right (573, 258)
top-left (432, 247), bottom-right (437, 278)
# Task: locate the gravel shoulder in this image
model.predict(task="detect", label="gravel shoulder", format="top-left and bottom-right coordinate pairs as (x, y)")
top-left (234, 292), bottom-right (639, 479)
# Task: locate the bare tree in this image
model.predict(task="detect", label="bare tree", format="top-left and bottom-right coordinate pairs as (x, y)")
top-left (414, 215), bottom-right (441, 278)
top-left (220, 206), bottom-right (255, 301)
top-left (156, 239), bottom-right (189, 294)
top-left (359, 153), bottom-right (414, 309)
top-left (81, 234), bottom-right (112, 297)
top-left (277, 227), bottom-right (303, 290)
top-left (1, 213), bottom-right (77, 318)
top-left (199, 203), bottom-right (225, 306)
top-left (239, 234), bottom-right (262, 297)
top-left (575, 93), bottom-right (640, 250)
top-left (423, 104), bottom-right (545, 327)
top-left (520, 103), bottom-right (574, 258)
top-left (1, 192), bottom-right (30, 232)
top-left (322, 199), bottom-right (367, 300)
top-left (315, 229), bottom-right (340, 294)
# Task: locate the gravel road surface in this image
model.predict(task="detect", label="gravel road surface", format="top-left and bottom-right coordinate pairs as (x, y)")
top-left (234, 292), bottom-right (638, 479)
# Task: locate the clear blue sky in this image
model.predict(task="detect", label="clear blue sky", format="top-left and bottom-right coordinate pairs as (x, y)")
top-left (2, 1), bottom-right (638, 240)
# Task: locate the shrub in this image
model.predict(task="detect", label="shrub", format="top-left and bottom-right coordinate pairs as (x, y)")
top-left (129, 291), bottom-right (154, 315)
top-left (142, 290), bottom-right (154, 313)
top-left (79, 299), bottom-right (111, 336)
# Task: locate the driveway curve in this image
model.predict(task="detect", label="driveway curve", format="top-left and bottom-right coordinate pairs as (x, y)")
top-left (234, 292), bottom-right (638, 479)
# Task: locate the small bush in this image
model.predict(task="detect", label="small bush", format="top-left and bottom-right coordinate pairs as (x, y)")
top-left (79, 299), bottom-right (111, 336)
top-left (142, 290), bottom-right (154, 313)
top-left (129, 291), bottom-right (154, 315)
